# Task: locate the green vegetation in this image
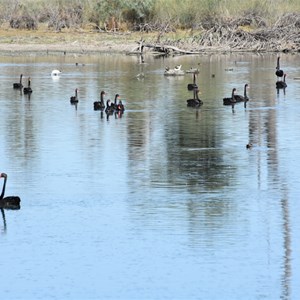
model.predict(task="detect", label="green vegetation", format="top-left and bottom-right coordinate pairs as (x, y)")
top-left (1, 0), bottom-right (300, 32)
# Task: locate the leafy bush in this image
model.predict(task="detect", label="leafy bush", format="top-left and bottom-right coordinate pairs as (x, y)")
top-left (0, 0), bottom-right (300, 32)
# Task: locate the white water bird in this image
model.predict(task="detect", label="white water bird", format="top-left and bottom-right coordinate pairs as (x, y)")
top-left (51, 69), bottom-right (62, 76)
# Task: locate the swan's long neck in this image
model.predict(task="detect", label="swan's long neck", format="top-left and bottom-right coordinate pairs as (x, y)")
top-left (0, 174), bottom-right (7, 200)
top-left (232, 89), bottom-right (235, 99)
top-left (244, 85), bottom-right (247, 97)
top-left (276, 57), bottom-right (280, 70)
top-left (100, 92), bottom-right (105, 103)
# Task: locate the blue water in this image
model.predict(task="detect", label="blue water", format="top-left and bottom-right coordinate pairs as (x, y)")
top-left (0, 52), bottom-right (299, 299)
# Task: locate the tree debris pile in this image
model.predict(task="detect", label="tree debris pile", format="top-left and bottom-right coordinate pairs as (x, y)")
top-left (195, 13), bottom-right (300, 52)
top-left (132, 13), bottom-right (300, 54)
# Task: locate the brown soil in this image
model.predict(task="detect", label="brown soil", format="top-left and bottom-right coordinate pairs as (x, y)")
top-left (0, 27), bottom-right (139, 55)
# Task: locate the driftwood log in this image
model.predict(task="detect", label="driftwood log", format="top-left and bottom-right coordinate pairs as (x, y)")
top-left (130, 39), bottom-right (201, 55)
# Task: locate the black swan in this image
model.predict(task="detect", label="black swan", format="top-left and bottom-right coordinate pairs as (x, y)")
top-left (0, 173), bottom-right (21, 210)
top-left (187, 89), bottom-right (203, 107)
top-left (234, 84), bottom-right (249, 102)
top-left (276, 74), bottom-right (287, 89)
top-left (23, 77), bottom-right (32, 94)
top-left (223, 88), bottom-right (237, 105)
top-left (275, 57), bottom-right (284, 79)
top-left (70, 88), bottom-right (79, 104)
top-left (94, 91), bottom-right (106, 111)
top-left (112, 94), bottom-right (125, 112)
top-left (13, 74), bottom-right (23, 89)
top-left (187, 73), bottom-right (198, 91)
top-left (111, 94), bottom-right (120, 110)
top-left (116, 100), bottom-right (125, 113)
top-left (105, 99), bottom-right (114, 114)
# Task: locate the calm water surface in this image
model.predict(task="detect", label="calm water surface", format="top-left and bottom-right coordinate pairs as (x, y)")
top-left (0, 52), bottom-right (300, 299)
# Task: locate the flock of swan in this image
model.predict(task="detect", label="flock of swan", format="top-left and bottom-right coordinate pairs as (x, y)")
top-left (12, 69), bottom-right (125, 115)
top-left (13, 57), bottom-right (287, 115)
top-left (186, 56), bottom-right (287, 109)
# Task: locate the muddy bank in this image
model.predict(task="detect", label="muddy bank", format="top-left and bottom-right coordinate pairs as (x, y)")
top-left (0, 40), bottom-right (137, 56)
top-left (1, 12), bottom-right (300, 56)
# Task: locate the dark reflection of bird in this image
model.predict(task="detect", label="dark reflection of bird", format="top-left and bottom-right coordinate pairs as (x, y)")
top-left (246, 143), bottom-right (253, 149)
top-left (94, 91), bottom-right (106, 111)
top-left (1, 208), bottom-right (7, 233)
top-left (187, 89), bottom-right (203, 107)
top-left (23, 77), bottom-right (32, 94)
top-left (70, 88), bottom-right (79, 104)
top-left (275, 56), bottom-right (284, 79)
top-left (276, 74), bottom-right (287, 89)
top-left (13, 74), bottom-right (23, 89)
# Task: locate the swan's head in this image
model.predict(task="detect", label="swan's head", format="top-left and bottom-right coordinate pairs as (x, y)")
top-left (0, 173), bottom-right (7, 178)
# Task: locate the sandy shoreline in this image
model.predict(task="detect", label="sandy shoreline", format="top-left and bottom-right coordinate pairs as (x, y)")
top-left (0, 28), bottom-right (141, 55)
top-left (0, 42), bottom-right (138, 55)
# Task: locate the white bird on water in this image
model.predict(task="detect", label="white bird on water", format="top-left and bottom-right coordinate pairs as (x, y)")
top-left (51, 69), bottom-right (62, 76)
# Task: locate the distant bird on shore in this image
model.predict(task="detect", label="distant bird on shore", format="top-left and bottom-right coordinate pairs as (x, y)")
top-left (275, 56), bottom-right (284, 80)
top-left (13, 74), bottom-right (23, 89)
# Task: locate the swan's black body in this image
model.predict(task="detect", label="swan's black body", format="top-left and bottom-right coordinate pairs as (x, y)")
top-left (23, 77), bottom-right (32, 94)
top-left (0, 173), bottom-right (21, 210)
top-left (13, 74), bottom-right (23, 89)
top-left (70, 88), bottom-right (79, 104)
top-left (94, 91), bottom-right (106, 111)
